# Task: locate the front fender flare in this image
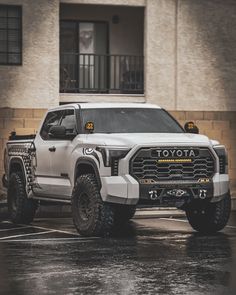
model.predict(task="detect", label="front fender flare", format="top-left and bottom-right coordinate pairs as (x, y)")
top-left (74, 157), bottom-right (102, 189)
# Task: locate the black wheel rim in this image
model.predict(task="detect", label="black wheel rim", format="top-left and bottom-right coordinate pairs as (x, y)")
top-left (78, 192), bottom-right (93, 222)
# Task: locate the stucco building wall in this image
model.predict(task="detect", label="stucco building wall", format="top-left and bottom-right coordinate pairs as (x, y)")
top-left (0, 0), bottom-right (59, 109)
top-left (177, 0), bottom-right (236, 111)
top-left (145, 0), bottom-right (236, 111)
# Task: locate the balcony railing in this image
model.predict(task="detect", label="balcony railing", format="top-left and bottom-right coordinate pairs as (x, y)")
top-left (60, 53), bottom-right (144, 94)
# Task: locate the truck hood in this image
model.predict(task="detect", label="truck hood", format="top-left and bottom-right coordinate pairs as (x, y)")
top-left (78, 133), bottom-right (214, 148)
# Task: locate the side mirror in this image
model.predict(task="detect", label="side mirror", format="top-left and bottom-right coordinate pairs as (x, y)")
top-left (49, 125), bottom-right (66, 139)
top-left (184, 121), bottom-right (199, 134)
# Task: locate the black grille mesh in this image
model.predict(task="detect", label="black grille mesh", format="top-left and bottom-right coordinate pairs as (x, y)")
top-left (130, 147), bottom-right (215, 181)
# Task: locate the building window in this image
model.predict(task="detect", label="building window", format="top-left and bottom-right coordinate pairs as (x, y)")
top-left (0, 5), bottom-right (22, 65)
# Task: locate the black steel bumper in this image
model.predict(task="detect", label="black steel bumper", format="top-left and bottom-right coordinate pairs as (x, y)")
top-left (138, 181), bottom-right (214, 207)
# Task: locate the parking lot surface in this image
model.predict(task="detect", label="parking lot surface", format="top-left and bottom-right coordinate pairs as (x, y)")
top-left (0, 213), bottom-right (236, 295)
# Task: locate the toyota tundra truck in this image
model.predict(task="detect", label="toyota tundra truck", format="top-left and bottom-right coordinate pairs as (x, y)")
top-left (2, 103), bottom-right (231, 236)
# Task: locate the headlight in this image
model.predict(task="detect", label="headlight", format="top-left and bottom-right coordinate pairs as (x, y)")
top-left (213, 145), bottom-right (228, 174)
top-left (96, 147), bottom-right (131, 167)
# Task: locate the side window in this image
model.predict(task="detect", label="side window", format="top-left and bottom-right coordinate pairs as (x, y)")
top-left (40, 111), bottom-right (63, 140)
top-left (60, 109), bottom-right (76, 134)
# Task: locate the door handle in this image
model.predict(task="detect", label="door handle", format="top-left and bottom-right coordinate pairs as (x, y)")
top-left (49, 146), bottom-right (56, 152)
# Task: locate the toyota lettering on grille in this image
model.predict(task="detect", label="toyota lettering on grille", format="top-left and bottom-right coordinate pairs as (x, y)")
top-left (155, 149), bottom-right (198, 158)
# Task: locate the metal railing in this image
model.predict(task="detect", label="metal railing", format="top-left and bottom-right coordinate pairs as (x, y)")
top-left (60, 53), bottom-right (144, 94)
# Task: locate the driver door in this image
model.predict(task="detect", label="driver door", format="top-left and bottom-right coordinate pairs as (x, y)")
top-left (33, 110), bottom-right (64, 196)
top-left (49, 108), bottom-right (77, 199)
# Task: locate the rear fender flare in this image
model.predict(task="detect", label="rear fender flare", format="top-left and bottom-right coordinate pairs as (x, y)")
top-left (7, 157), bottom-right (28, 195)
top-left (9, 157), bottom-right (26, 183)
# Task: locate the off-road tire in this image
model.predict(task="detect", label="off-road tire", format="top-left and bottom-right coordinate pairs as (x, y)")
top-left (7, 172), bottom-right (38, 224)
top-left (114, 205), bottom-right (136, 225)
top-left (186, 193), bottom-right (231, 233)
top-left (72, 174), bottom-right (115, 237)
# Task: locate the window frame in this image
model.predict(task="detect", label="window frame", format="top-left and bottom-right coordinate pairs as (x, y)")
top-left (60, 108), bottom-right (77, 135)
top-left (40, 110), bottom-right (64, 141)
top-left (40, 108), bottom-right (78, 141)
top-left (0, 4), bottom-right (22, 66)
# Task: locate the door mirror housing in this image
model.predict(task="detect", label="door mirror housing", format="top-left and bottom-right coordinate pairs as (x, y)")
top-left (48, 125), bottom-right (66, 139)
top-left (184, 121), bottom-right (199, 134)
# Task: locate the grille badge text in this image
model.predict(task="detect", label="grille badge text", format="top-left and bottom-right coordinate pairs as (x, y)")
top-left (155, 149), bottom-right (197, 158)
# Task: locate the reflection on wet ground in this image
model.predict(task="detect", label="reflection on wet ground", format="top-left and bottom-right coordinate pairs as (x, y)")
top-left (0, 213), bottom-right (235, 295)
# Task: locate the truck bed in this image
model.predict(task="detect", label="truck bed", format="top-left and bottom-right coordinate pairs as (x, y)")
top-left (9, 131), bottom-right (36, 141)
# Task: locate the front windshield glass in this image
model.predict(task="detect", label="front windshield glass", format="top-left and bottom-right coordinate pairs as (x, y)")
top-left (81, 108), bottom-right (183, 133)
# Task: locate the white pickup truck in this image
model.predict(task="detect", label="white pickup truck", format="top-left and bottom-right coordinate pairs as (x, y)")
top-left (2, 103), bottom-right (231, 236)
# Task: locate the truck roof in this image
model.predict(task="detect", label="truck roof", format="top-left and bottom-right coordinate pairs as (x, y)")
top-left (49, 103), bottom-right (162, 111)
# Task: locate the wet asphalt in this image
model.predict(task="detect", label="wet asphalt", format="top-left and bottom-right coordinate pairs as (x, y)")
top-left (0, 213), bottom-right (236, 295)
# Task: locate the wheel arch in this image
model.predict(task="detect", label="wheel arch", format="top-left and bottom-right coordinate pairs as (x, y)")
top-left (74, 157), bottom-right (101, 189)
top-left (8, 157), bottom-right (26, 184)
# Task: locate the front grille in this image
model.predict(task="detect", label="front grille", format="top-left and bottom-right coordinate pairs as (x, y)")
top-left (130, 147), bottom-right (215, 181)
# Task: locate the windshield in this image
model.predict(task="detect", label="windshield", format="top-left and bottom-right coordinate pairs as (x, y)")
top-left (81, 108), bottom-right (183, 133)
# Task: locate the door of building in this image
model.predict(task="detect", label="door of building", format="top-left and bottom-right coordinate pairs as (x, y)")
top-left (60, 21), bottom-right (108, 92)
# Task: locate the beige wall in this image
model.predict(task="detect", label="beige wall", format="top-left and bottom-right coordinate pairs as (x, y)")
top-left (145, 0), bottom-right (176, 109)
top-left (60, 93), bottom-right (145, 103)
top-left (61, 0), bottom-right (145, 6)
top-left (177, 0), bottom-right (236, 111)
top-left (0, 0), bottom-right (59, 109)
top-left (145, 0), bottom-right (236, 111)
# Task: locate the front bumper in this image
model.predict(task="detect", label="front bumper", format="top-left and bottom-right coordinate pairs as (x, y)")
top-left (100, 174), bottom-right (139, 205)
top-left (100, 173), bottom-right (229, 206)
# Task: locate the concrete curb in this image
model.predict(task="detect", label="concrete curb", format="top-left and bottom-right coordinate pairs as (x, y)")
top-left (134, 208), bottom-right (185, 219)
top-left (231, 192), bottom-right (236, 210)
